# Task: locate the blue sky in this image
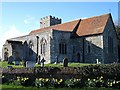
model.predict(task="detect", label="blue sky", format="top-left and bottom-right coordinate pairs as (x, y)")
top-left (0, 2), bottom-right (119, 57)
top-left (2, 2), bottom-right (118, 32)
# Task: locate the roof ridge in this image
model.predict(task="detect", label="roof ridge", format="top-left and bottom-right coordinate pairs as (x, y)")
top-left (29, 19), bottom-right (80, 35)
top-left (30, 13), bottom-right (111, 36)
top-left (81, 13), bottom-right (110, 20)
top-left (39, 19), bottom-right (80, 30)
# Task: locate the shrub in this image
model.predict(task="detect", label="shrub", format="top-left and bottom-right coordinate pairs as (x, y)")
top-left (85, 78), bottom-right (96, 87)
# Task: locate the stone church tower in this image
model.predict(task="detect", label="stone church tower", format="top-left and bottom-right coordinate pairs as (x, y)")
top-left (40, 15), bottom-right (61, 28)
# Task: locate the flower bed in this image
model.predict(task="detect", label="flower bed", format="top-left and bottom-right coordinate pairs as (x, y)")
top-left (0, 63), bottom-right (120, 89)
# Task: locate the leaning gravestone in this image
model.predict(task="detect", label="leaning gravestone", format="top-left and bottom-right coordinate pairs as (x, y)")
top-left (26, 61), bottom-right (35, 68)
top-left (63, 58), bottom-right (68, 67)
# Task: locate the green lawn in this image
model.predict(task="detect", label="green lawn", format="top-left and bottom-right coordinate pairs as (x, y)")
top-left (0, 61), bottom-right (91, 68)
top-left (0, 84), bottom-right (120, 90)
top-left (0, 61), bottom-right (24, 68)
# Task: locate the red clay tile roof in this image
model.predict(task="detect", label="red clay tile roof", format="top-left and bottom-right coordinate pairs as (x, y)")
top-left (29, 19), bottom-right (79, 35)
top-left (76, 14), bottom-right (109, 36)
top-left (29, 14), bottom-right (110, 37)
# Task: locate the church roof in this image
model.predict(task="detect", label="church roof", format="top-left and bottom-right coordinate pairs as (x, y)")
top-left (29, 13), bottom-right (110, 37)
top-left (29, 19), bottom-right (79, 34)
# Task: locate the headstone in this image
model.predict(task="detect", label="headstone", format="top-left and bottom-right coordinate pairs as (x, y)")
top-left (55, 55), bottom-right (58, 64)
top-left (7, 66), bottom-right (13, 69)
top-left (15, 61), bottom-right (20, 65)
top-left (63, 58), bottom-right (68, 67)
top-left (15, 57), bottom-right (21, 65)
top-left (96, 59), bottom-right (99, 64)
top-left (8, 56), bottom-right (13, 64)
top-left (23, 60), bottom-right (26, 67)
top-left (26, 61), bottom-right (35, 68)
top-left (41, 58), bottom-right (45, 67)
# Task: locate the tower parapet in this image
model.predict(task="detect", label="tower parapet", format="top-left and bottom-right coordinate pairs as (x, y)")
top-left (40, 15), bottom-right (61, 28)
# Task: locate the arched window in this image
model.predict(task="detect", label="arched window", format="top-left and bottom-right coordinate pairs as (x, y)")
top-left (29, 40), bottom-right (34, 55)
top-left (108, 36), bottom-right (113, 53)
top-left (40, 38), bottom-right (47, 55)
top-left (77, 53), bottom-right (80, 62)
top-left (87, 42), bottom-right (91, 53)
top-left (59, 43), bottom-right (67, 54)
top-left (73, 45), bottom-right (76, 53)
top-left (29, 40), bottom-right (34, 49)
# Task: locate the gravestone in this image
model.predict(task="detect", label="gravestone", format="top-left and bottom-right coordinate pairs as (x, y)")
top-left (7, 66), bottom-right (13, 69)
top-left (41, 58), bottom-right (45, 67)
top-left (26, 61), bottom-right (35, 68)
top-left (15, 57), bottom-right (21, 65)
top-left (63, 58), bottom-right (68, 67)
top-left (15, 61), bottom-right (20, 65)
top-left (96, 59), bottom-right (99, 64)
top-left (8, 56), bottom-right (13, 65)
top-left (55, 55), bottom-right (58, 64)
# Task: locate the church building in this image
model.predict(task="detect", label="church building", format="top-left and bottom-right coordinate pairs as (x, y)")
top-left (2, 13), bottom-right (119, 64)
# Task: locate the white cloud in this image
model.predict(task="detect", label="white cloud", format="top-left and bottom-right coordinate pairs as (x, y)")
top-left (81, 17), bottom-right (87, 19)
top-left (0, 26), bottom-right (2, 33)
top-left (24, 19), bottom-right (29, 24)
top-left (24, 16), bottom-right (35, 24)
top-left (0, 25), bottom-right (28, 58)
top-left (23, 16), bottom-right (40, 30)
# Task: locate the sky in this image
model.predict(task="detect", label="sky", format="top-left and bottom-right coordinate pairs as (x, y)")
top-left (0, 2), bottom-right (119, 58)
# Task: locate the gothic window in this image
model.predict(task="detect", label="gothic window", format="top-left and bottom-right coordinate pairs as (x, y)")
top-left (41, 44), bottom-right (43, 54)
top-left (88, 44), bottom-right (91, 53)
top-left (40, 38), bottom-right (47, 55)
top-left (59, 43), bottom-right (67, 54)
top-left (29, 40), bottom-right (34, 55)
top-left (59, 43), bottom-right (62, 54)
top-left (43, 43), bottom-right (46, 54)
top-left (73, 46), bottom-right (76, 53)
top-left (29, 40), bottom-right (34, 49)
top-left (87, 42), bottom-right (91, 53)
top-left (77, 53), bottom-right (80, 62)
top-left (108, 36), bottom-right (113, 53)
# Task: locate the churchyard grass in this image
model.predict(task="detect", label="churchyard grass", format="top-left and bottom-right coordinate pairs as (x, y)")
top-left (0, 61), bottom-right (23, 68)
top-left (0, 61), bottom-right (91, 68)
top-left (1, 84), bottom-right (120, 90)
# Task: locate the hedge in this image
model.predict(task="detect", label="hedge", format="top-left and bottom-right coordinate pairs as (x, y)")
top-left (0, 63), bottom-right (120, 88)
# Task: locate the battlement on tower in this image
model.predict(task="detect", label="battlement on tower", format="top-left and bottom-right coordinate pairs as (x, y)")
top-left (40, 15), bottom-right (62, 28)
